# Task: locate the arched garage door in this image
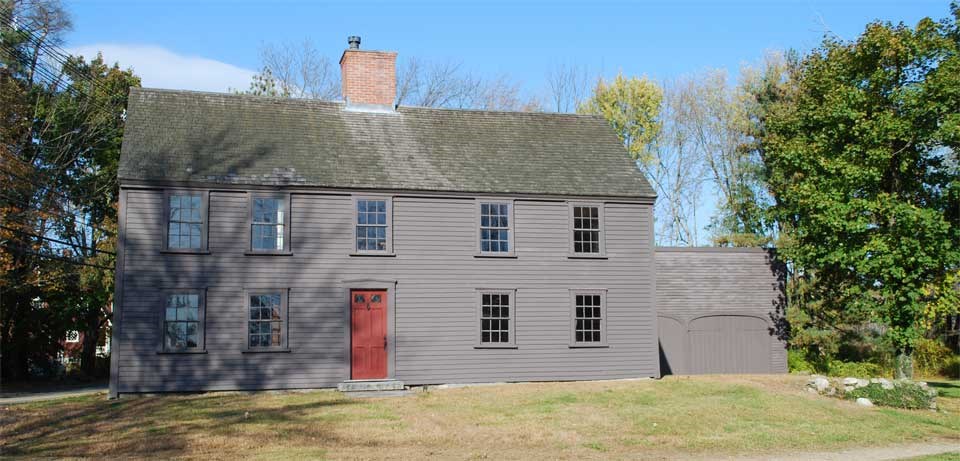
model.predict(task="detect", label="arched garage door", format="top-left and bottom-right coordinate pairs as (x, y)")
top-left (688, 315), bottom-right (771, 374)
top-left (659, 315), bottom-right (773, 375)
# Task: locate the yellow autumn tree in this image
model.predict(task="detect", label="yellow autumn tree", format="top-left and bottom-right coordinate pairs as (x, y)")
top-left (578, 72), bottom-right (663, 167)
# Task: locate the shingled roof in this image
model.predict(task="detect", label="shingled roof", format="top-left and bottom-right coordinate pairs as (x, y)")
top-left (118, 88), bottom-right (656, 199)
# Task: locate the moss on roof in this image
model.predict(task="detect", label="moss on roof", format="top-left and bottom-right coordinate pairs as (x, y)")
top-left (118, 88), bottom-right (656, 198)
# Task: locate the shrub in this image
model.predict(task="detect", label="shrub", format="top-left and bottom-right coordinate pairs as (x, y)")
top-left (828, 361), bottom-right (886, 378)
top-left (942, 355), bottom-right (960, 379)
top-left (913, 338), bottom-right (954, 378)
top-left (844, 382), bottom-right (936, 409)
top-left (788, 349), bottom-right (817, 374)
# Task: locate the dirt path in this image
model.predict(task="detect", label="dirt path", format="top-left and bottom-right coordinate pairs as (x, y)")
top-left (720, 441), bottom-right (958, 461)
top-left (0, 386), bottom-right (106, 404)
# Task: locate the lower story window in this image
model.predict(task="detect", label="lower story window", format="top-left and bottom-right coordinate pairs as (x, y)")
top-left (164, 293), bottom-right (202, 351)
top-left (248, 291), bottom-right (286, 349)
top-left (572, 291), bottom-right (605, 345)
top-left (478, 290), bottom-right (515, 346)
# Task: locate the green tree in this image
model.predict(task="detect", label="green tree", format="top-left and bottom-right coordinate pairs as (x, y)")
top-left (2, 0), bottom-right (139, 379)
top-left (579, 73), bottom-right (663, 168)
top-left (42, 53), bottom-right (139, 375)
top-left (758, 6), bottom-right (960, 377)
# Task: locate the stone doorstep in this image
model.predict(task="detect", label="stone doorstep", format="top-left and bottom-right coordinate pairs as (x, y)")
top-left (337, 379), bottom-right (406, 392)
top-left (342, 389), bottom-right (412, 399)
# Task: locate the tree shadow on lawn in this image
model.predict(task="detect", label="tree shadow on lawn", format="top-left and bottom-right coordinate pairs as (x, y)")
top-left (1, 393), bottom-right (357, 458)
top-left (927, 381), bottom-right (960, 399)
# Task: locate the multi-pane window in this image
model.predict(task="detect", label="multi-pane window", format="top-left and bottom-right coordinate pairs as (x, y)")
top-left (251, 197), bottom-right (286, 252)
top-left (479, 203), bottom-right (511, 253)
top-left (573, 292), bottom-right (605, 345)
top-left (248, 292), bottom-right (284, 349)
top-left (356, 199), bottom-right (388, 252)
top-left (164, 293), bottom-right (201, 351)
top-left (478, 290), bottom-right (515, 346)
top-left (572, 205), bottom-right (601, 254)
top-left (167, 194), bottom-right (203, 250)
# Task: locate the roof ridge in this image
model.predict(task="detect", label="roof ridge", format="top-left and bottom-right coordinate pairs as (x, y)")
top-left (132, 87), bottom-right (346, 109)
top-left (132, 87), bottom-right (602, 120)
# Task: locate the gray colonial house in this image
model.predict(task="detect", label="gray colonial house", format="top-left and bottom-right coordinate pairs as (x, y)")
top-left (109, 37), bottom-right (785, 397)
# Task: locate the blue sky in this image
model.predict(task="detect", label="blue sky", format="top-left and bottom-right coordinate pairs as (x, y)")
top-left (62, 0), bottom-right (946, 243)
top-left (65, 0), bottom-right (946, 96)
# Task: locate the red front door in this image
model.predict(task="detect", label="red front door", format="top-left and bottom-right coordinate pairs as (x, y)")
top-left (350, 289), bottom-right (388, 379)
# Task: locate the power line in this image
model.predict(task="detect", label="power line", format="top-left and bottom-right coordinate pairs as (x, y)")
top-left (0, 224), bottom-right (115, 256)
top-left (18, 248), bottom-right (115, 271)
top-left (0, 30), bottom-right (129, 127)
top-left (0, 11), bottom-right (122, 101)
top-left (0, 160), bottom-right (96, 209)
top-left (0, 191), bottom-right (117, 238)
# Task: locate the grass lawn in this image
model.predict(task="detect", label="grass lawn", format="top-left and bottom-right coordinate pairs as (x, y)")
top-left (1, 375), bottom-right (958, 460)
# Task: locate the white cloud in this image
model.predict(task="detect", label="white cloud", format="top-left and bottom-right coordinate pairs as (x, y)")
top-left (66, 43), bottom-right (256, 93)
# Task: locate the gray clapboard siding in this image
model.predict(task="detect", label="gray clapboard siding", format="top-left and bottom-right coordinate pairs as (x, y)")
top-left (115, 189), bottom-right (656, 393)
top-left (655, 248), bottom-right (788, 374)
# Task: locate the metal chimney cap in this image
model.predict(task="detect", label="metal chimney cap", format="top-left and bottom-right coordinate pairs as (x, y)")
top-left (347, 36), bottom-right (361, 49)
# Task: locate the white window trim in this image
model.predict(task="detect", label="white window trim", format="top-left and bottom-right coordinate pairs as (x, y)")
top-left (350, 195), bottom-right (395, 256)
top-left (475, 288), bottom-right (518, 348)
top-left (475, 199), bottom-right (516, 257)
top-left (569, 288), bottom-right (608, 348)
top-left (161, 189), bottom-right (210, 254)
top-left (567, 202), bottom-right (606, 258)
top-left (246, 192), bottom-right (293, 255)
top-left (65, 330), bottom-right (80, 343)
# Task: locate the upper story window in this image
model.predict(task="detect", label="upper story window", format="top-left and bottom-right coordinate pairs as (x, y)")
top-left (65, 330), bottom-right (80, 343)
top-left (247, 290), bottom-right (288, 350)
top-left (354, 197), bottom-right (392, 254)
top-left (570, 289), bottom-right (607, 347)
top-left (477, 289), bottom-right (516, 348)
top-left (164, 190), bottom-right (208, 252)
top-left (249, 194), bottom-right (291, 253)
top-left (162, 291), bottom-right (205, 352)
top-left (570, 204), bottom-right (604, 256)
top-left (478, 201), bottom-right (514, 256)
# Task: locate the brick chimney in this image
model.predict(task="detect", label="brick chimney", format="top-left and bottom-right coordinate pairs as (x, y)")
top-left (339, 36), bottom-right (397, 108)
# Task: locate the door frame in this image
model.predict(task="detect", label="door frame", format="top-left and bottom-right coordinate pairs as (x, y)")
top-left (342, 279), bottom-right (397, 380)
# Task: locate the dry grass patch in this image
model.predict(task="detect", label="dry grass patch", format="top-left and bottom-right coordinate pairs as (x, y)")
top-left (1, 375), bottom-right (957, 460)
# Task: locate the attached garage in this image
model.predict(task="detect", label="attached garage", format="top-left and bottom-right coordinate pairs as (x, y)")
top-left (656, 248), bottom-right (787, 376)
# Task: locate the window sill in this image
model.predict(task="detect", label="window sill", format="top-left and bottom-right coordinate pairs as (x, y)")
top-left (568, 344), bottom-right (609, 349)
top-left (161, 250), bottom-right (211, 255)
top-left (474, 345), bottom-right (518, 349)
top-left (474, 253), bottom-right (518, 259)
top-left (242, 348), bottom-right (292, 354)
top-left (349, 252), bottom-right (397, 257)
top-left (567, 254), bottom-right (608, 260)
top-left (244, 251), bottom-right (294, 256)
top-left (156, 349), bottom-right (207, 355)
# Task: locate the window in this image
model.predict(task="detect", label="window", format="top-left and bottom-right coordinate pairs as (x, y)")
top-left (354, 198), bottom-right (391, 253)
top-left (247, 290), bottom-right (288, 350)
top-left (570, 290), bottom-right (607, 346)
top-left (477, 289), bottom-right (516, 347)
top-left (478, 201), bottom-right (514, 255)
top-left (65, 330), bottom-right (80, 343)
top-left (249, 194), bottom-right (290, 253)
top-left (162, 292), bottom-right (204, 352)
top-left (570, 204), bottom-right (604, 255)
top-left (164, 191), bottom-right (207, 252)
